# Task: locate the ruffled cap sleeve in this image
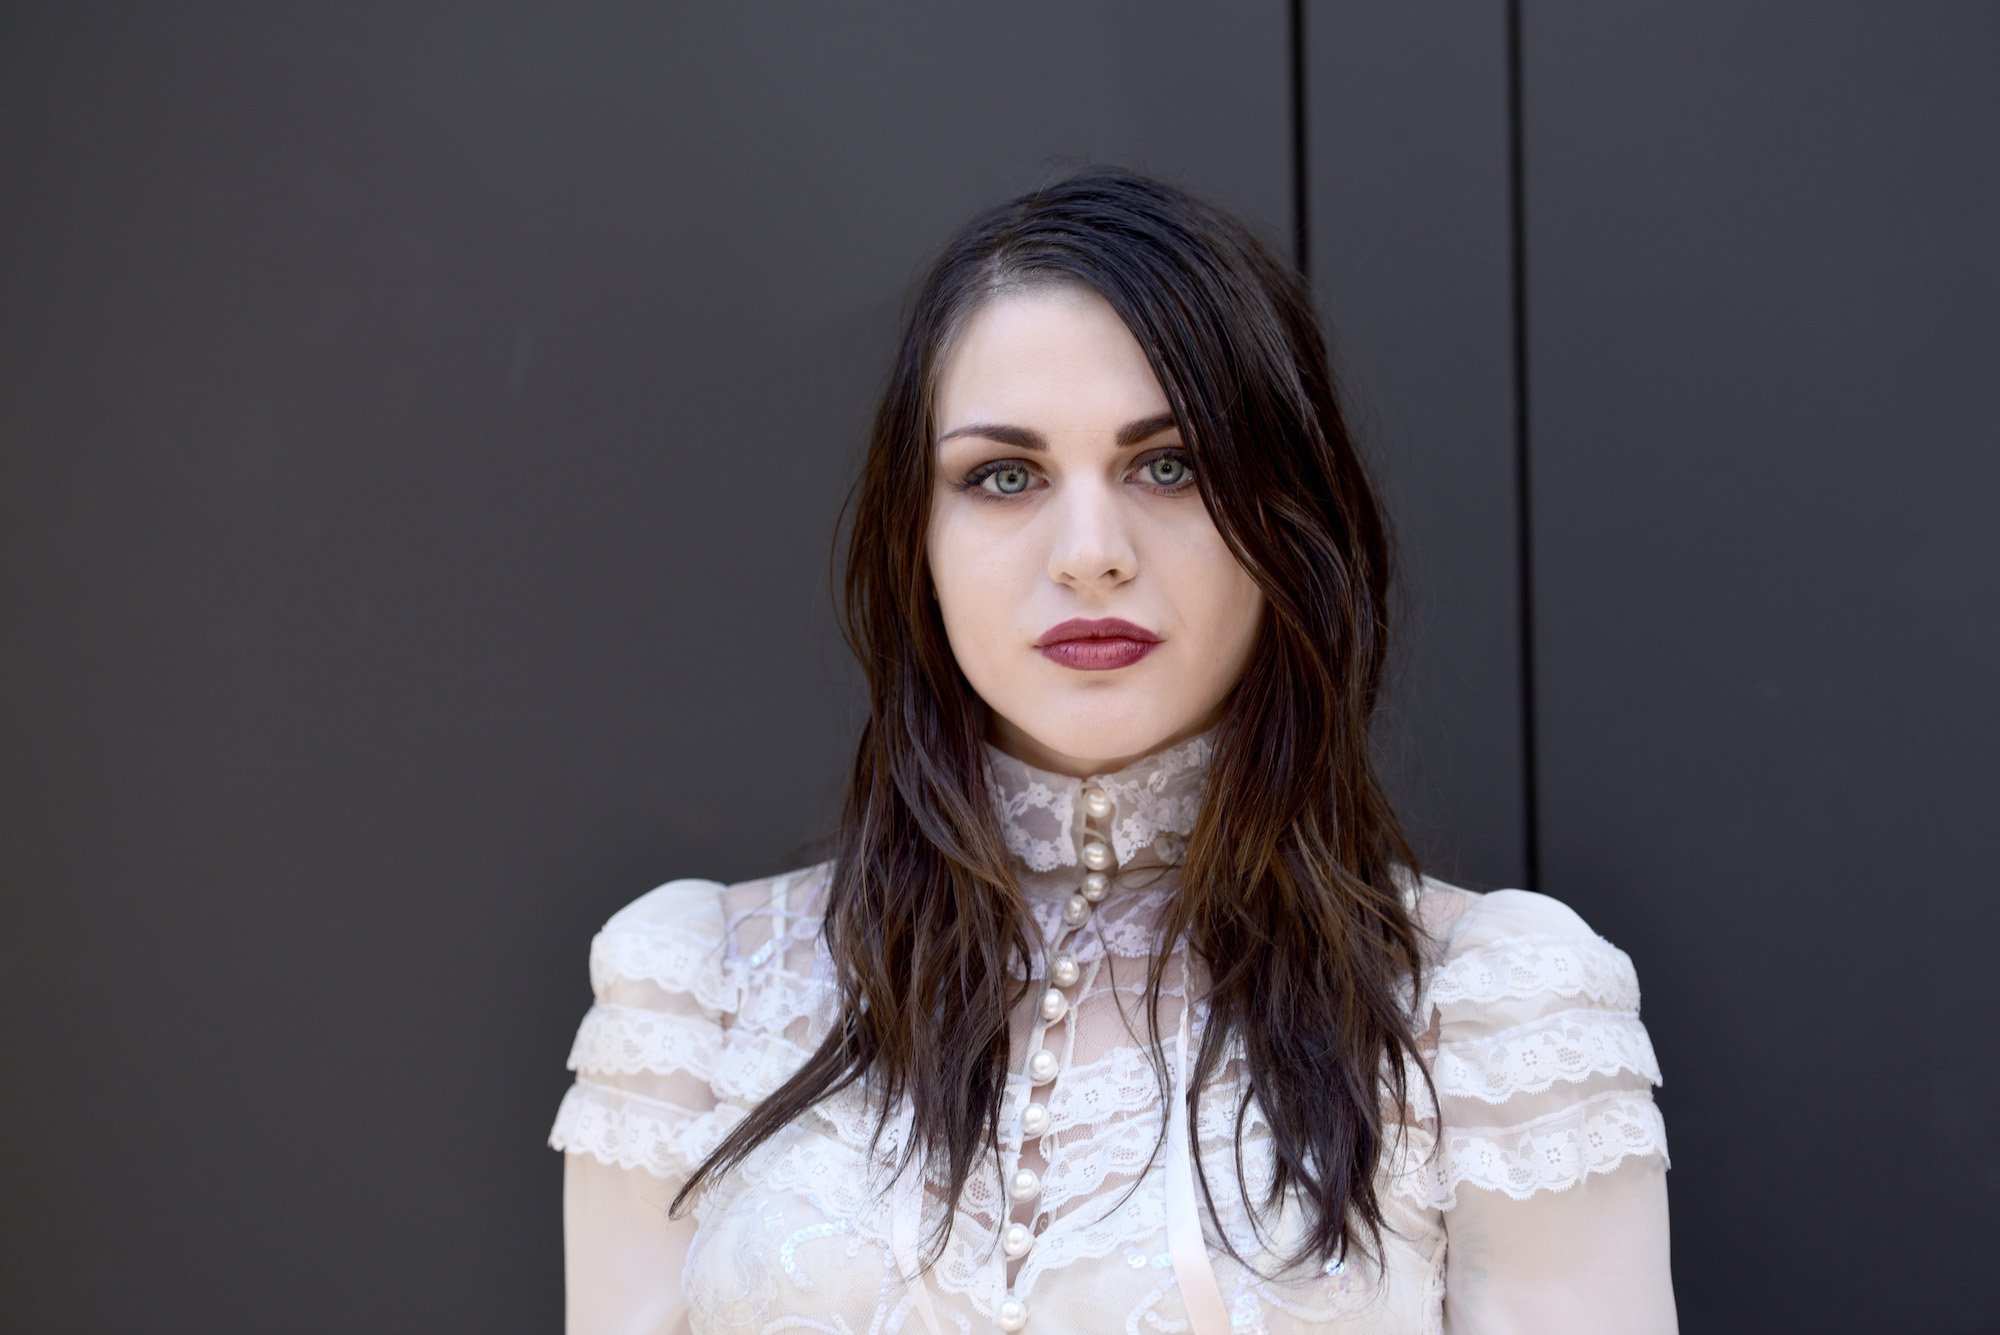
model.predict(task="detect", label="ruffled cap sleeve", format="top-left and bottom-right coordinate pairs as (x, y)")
top-left (1418, 887), bottom-right (1670, 1208)
top-left (547, 877), bottom-right (746, 1188)
top-left (1406, 887), bottom-right (1679, 1330)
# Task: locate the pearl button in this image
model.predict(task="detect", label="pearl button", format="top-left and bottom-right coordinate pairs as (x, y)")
top-left (1021, 1101), bottom-right (1049, 1137)
top-left (1027, 1048), bottom-right (1059, 1083)
top-left (1051, 953), bottom-right (1080, 988)
top-left (1003, 1221), bottom-right (1034, 1258)
top-left (1062, 894), bottom-right (1090, 926)
top-left (1039, 987), bottom-right (1068, 1023)
top-left (1080, 870), bottom-right (1109, 903)
top-left (1083, 786), bottom-right (1112, 820)
top-left (997, 1297), bottom-right (1028, 1331)
top-left (1081, 839), bottom-right (1113, 872)
top-left (1009, 1166), bottom-right (1041, 1202)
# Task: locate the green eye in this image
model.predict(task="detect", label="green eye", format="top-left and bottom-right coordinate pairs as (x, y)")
top-left (1147, 455), bottom-right (1189, 486)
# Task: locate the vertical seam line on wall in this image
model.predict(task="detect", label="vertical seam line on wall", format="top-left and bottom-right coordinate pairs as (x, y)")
top-left (1289, 0), bottom-right (1309, 275)
top-left (1505, 0), bottom-right (1542, 890)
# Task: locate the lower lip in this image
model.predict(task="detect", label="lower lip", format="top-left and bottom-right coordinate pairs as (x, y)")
top-left (1038, 638), bottom-right (1160, 670)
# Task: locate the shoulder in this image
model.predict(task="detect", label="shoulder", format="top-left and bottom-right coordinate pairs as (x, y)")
top-left (585, 858), bottom-right (837, 1016)
top-left (1412, 875), bottom-right (1644, 1016)
top-left (594, 857), bottom-right (835, 942)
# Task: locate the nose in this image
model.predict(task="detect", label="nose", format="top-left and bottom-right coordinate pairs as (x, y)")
top-left (1045, 477), bottom-right (1138, 590)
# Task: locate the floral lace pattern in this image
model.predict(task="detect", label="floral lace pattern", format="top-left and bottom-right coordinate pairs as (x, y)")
top-left (1430, 1006), bottom-right (1662, 1104)
top-left (982, 729), bottom-right (1214, 871)
top-left (1422, 1088), bottom-right (1671, 1210)
top-left (550, 726), bottom-right (1674, 1333)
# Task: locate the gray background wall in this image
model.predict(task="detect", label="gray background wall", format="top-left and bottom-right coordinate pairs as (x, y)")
top-left (2, 4), bottom-right (1993, 1332)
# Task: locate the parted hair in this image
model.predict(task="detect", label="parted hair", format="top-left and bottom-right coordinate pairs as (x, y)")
top-left (670, 164), bottom-right (1439, 1274)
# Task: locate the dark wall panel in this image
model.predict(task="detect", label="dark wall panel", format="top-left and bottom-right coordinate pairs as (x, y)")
top-left (0, 6), bottom-right (1290, 1330)
top-left (1306, 3), bottom-right (1528, 890)
top-left (1522, 6), bottom-right (1999, 1331)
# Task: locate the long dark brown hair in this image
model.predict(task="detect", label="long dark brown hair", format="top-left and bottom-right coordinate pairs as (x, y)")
top-left (671, 165), bottom-right (1438, 1274)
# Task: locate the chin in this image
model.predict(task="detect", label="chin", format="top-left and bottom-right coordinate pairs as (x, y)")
top-left (1004, 694), bottom-right (1199, 774)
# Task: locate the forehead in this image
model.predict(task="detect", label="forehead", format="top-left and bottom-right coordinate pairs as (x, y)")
top-left (933, 286), bottom-right (1168, 434)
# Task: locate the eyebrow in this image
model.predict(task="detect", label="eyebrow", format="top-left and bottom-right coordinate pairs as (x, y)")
top-left (935, 411), bottom-right (1180, 452)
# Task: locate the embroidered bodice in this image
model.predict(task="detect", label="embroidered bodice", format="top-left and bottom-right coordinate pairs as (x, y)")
top-left (549, 726), bottom-right (1677, 1333)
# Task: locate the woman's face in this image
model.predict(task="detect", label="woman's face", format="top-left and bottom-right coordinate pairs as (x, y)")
top-left (926, 283), bottom-right (1266, 777)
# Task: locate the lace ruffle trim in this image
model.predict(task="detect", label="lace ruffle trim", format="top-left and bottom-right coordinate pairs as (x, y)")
top-left (1389, 1087), bottom-right (1671, 1211)
top-left (567, 1002), bottom-right (810, 1105)
top-left (548, 1079), bottom-right (747, 1181)
top-left (589, 923), bottom-right (741, 1016)
top-left (1430, 1007), bottom-right (1662, 1103)
top-left (566, 1002), bottom-right (723, 1080)
top-left (570, 961), bottom-right (1662, 1167)
top-left (1424, 932), bottom-right (1641, 1012)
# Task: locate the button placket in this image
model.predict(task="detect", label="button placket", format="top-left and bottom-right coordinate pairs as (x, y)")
top-left (995, 781), bottom-right (1116, 1333)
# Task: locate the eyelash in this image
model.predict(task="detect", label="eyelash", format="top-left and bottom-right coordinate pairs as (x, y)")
top-left (949, 449), bottom-right (1198, 501)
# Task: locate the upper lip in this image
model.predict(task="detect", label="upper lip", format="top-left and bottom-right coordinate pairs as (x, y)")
top-left (1035, 617), bottom-right (1162, 647)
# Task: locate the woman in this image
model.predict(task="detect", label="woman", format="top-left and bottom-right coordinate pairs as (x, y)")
top-left (548, 166), bottom-right (1677, 1333)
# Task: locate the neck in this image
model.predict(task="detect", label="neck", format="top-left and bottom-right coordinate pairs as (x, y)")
top-left (983, 710), bottom-right (1227, 779)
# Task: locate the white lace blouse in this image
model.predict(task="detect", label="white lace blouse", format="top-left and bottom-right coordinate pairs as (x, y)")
top-left (548, 727), bottom-right (1677, 1333)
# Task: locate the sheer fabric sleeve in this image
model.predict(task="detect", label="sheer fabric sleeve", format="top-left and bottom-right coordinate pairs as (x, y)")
top-left (547, 878), bottom-right (742, 1335)
top-left (1424, 889), bottom-right (1678, 1335)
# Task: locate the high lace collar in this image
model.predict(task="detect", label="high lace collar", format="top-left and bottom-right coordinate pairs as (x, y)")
top-left (981, 724), bottom-right (1216, 878)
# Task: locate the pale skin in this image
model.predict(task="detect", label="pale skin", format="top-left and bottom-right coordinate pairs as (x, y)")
top-left (925, 283), bottom-right (1267, 778)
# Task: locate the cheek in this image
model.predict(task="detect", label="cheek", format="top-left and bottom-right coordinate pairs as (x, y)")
top-left (925, 504), bottom-right (963, 612)
top-left (1213, 577), bottom-right (1268, 675)
top-left (926, 504), bottom-right (1014, 651)
top-left (1173, 528), bottom-right (1264, 641)
top-left (1166, 538), bottom-right (1265, 697)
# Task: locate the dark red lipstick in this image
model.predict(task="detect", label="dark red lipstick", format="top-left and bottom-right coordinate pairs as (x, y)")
top-left (1034, 617), bottom-right (1162, 671)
